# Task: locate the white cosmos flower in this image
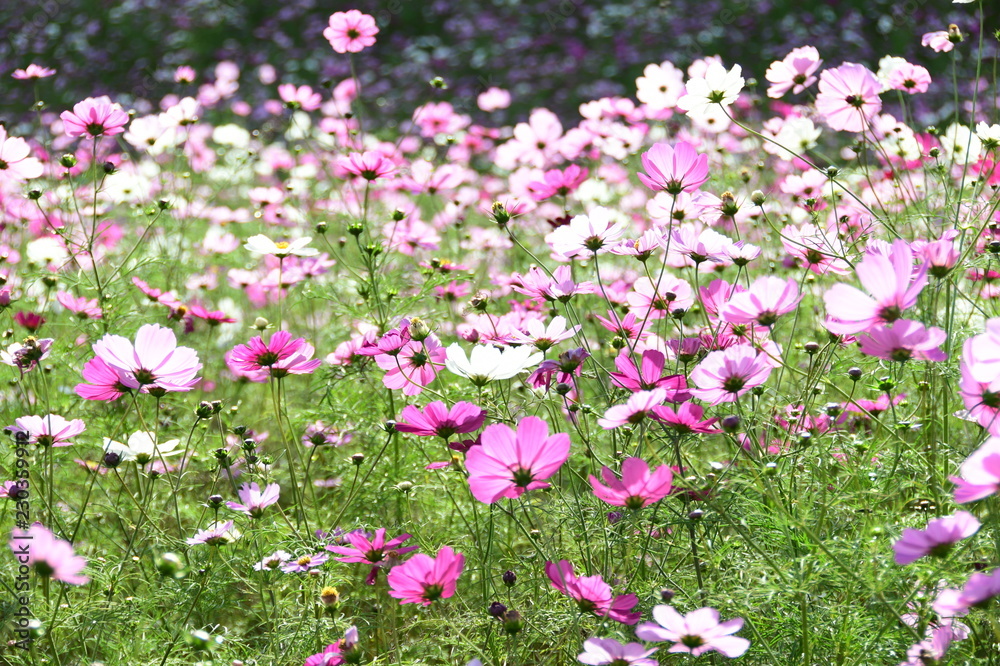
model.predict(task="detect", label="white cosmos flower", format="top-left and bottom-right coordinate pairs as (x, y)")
top-left (544, 206), bottom-right (627, 258)
top-left (244, 234), bottom-right (319, 258)
top-left (677, 62), bottom-right (744, 118)
top-left (104, 431), bottom-right (182, 466)
top-left (445, 343), bottom-right (543, 386)
top-left (939, 124), bottom-right (982, 166)
top-left (976, 121), bottom-right (1000, 149)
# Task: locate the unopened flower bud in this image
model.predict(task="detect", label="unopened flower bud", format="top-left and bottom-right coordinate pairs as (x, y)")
top-left (721, 415), bottom-right (741, 433)
top-left (660, 588), bottom-right (675, 602)
top-left (847, 367), bottom-right (863, 381)
top-left (502, 570), bottom-right (517, 587)
top-left (195, 401), bottom-right (214, 419)
top-left (750, 190), bottom-right (765, 206)
top-left (688, 509), bottom-right (704, 521)
top-left (59, 154), bottom-right (77, 168)
top-left (490, 201), bottom-right (511, 226)
top-left (156, 552), bottom-right (185, 578)
top-left (502, 610), bottom-right (524, 635)
top-left (253, 317), bottom-right (269, 331)
top-left (429, 76), bottom-right (448, 89)
top-left (28, 189), bottom-right (42, 200)
top-left (103, 161), bottom-right (117, 175)
top-left (315, 220), bottom-right (328, 234)
top-left (320, 586), bottom-right (340, 606)
top-left (409, 317), bottom-right (431, 341)
top-left (803, 341), bottom-right (820, 355)
top-left (208, 494), bottom-right (224, 507)
top-left (719, 191), bottom-right (739, 216)
top-left (351, 453), bottom-right (365, 466)
top-left (102, 451), bottom-right (123, 468)
top-left (488, 601), bottom-right (507, 618)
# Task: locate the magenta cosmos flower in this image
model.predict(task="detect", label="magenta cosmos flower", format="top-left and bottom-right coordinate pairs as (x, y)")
top-left (6, 414), bottom-right (85, 447)
top-left (824, 240), bottom-right (927, 335)
top-left (689, 345), bottom-right (773, 405)
top-left (609, 349), bottom-right (690, 399)
top-left (719, 276), bottom-right (802, 328)
top-left (893, 511), bottom-right (981, 565)
top-left (229, 330), bottom-right (321, 377)
top-left (857, 320), bottom-right (947, 362)
top-left (545, 560), bottom-right (641, 624)
top-left (339, 151), bottom-right (397, 181)
top-left (933, 569), bottom-right (1000, 618)
top-left (327, 528), bottom-right (418, 585)
top-left (77, 324), bottom-right (201, 398)
top-left (638, 141), bottom-right (709, 194)
top-left (386, 545), bottom-right (464, 606)
top-left (9, 523), bottom-right (88, 585)
top-left (814, 63), bottom-right (882, 133)
top-left (324, 10), bottom-right (379, 54)
top-left (637, 605), bottom-right (749, 657)
top-left (949, 437), bottom-right (1000, 503)
top-left (60, 96), bottom-right (129, 138)
top-left (394, 401), bottom-right (486, 439)
top-left (465, 416), bottom-right (570, 504)
top-left (578, 637), bottom-right (658, 666)
top-left (589, 457), bottom-right (673, 510)
top-left (226, 482), bottom-right (280, 519)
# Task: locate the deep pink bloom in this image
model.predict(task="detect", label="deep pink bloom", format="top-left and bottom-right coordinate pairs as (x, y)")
top-left (824, 240), bottom-right (927, 335)
top-left (394, 401), bottom-right (485, 439)
top-left (720, 276), bottom-right (801, 328)
top-left (578, 637), bottom-right (658, 666)
top-left (765, 46), bottom-right (822, 98)
top-left (386, 545), bottom-right (464, 605)
top-left (949, 437), bottom-right (1000, 503)
top-left (636, 605), bottom-right (749, 657)
top-left (815, 63), bottom-right (882, 133)
top-left (899, 624), bottom-right (962, 666)
top-left (527, 165), bottom-right (589, 201)
top-left (893, 511), bottom-right (981, 565)
top-left (84, 324), bottom-right (201, 395)
top-left (76, 356), bottom-right (132, 401)
top-left (465, 416), bottom-right (570, 503)
top-left (689, 346), bottom-right (773, 405)
top-left (188, 303), bottom-right (236, 326)
top-left (229, 331), bottom-right (320, 377)
top-left (545, 560), bottom-right (641, 624)
top-left (638, 141), bottom-right (709, 194)
top-left (324, 10), bottom-right (379, 54)
top-left (327, 528), bottom-right (418, 584)
top-left (304, 643), bottom-right (344, 666)
top-left (509, 265), bottom-right (596, 303)
top-left (857, 320), bottom-right (947, 362)
top-left (652, 402), bottom-right (720, 434)
top-left (339, 151), bottom-right (397, 181)
top-left (56, 291), bottom-right (102, 319)
top-left (933, 569), bottom-right (1000, 617)
top-left (60, 97), bottom-right (129, 138)
top-left (589, 457), bottom-right (673, 510)
top-left (374, 337), bottom-right (446, 395)
top-left (9, 523), bottom-right (88, 585)
top-left (609, 349), bottom-right (690, 399)
top-left (922, 31), bottom-right (956, 53)
top-left (598, 389), bottom-right (668, 429)
top-left (6, 414), bottom-right (85, 447)
top-left (226, 482), bottom-right (280, 518)
top-left (14, 311), bottom-right (44, 332)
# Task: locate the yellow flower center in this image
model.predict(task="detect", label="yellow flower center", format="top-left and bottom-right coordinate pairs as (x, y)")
top-left (275, 241), bottom-right (290, 250)
top-left (297, 556), bottom-right (312, 566)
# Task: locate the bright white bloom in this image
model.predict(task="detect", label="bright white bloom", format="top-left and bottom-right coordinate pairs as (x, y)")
top-left (244, 234), bottom-right (319, 258)
top-left (976, 121), bottom-right (1000, 149)
top-left (26, 236), bottom-right (69, 267)
top-left (636, 61), bottom-right (686, 110)
top-left (104, 431), bottom-right (182, 466)
top-left (508, 316), bottom-right (581, 351)
top-left (763, 116), bottom-right (822, 160)
top-left (162, 97), bottom-right (200, 127)
top-left (939, 124), bottom-right (982, 166)
top-left (677, 62), bottom-right (744, 118)
top-left (544, 206), bottom-right (627, 257)
top-left (445, 343), bottom-right (542, 386)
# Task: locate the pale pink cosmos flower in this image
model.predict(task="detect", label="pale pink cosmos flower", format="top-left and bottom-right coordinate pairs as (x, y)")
top-left (636, 605), bottom-right (749, 658)
top-left (626, 275), bottom-right (694, 320)
top-left (477, 87), bottom-right (511, 112)
top-left (589, 457), bottom-right (673, 510)
top-left (598, 389), bottom-right (668, 429)
top-left (638, 141), bottom-right (709, 194)
top-left (324, 10), bottom-right (379, 54)
top-left (652, 402), bottom-right (720, 434)
top-left (465, 416), bottom-right (570, 503)
top-left (508, 315), bottom-right (580, 351)
top-left (84, 324), bottom-right (202, 395)
top-left (578, 637), bottom-right (658, 666)
top-left (545, 206), bottom-right (627, 257)
top-left (9, 523), bottom-right (88, 585)
top-left (375, 337), bottom-right (446, 395)
top-left (921, 30), bottom-right (956, 53)
top-left (689, 345), bottom-right (772, 405)
top-left (886, 63), bottom-right (932, 95)
top-left (949, 437), bottom-right (1000, 503)
top-left (174, 66), bottom-right (196, 83)
top-left (0, 127), bottom-right (43, 180)
top-left (856, 320), bottom-right (947, 362)
top-left (281, 552), bottom-right (329, 573)
top-left (545, 560), bottom-right (641, 624)
top-left (386, 545), bottom-right (464, 605)
top-left (186, 520), bottom-right (238, 546)
top-left (509, 265), bottom-right (596, 303)
top-left (893, 511), bottom-right (981, 565)
top-left (527, 165), bottom-right (588, 201)
top-left (824, 240), bottom-right (927, 335)
top-left (56, 291), bottom-right (102, 319)
top-left (339, 151), bottom-right (397, 181)
top-left (898, 624), bottom-right (963, 666)
top-left (60, 97), bottom-right (129, 138)
top-left (815, 63), bottom-right (882, 133)
top-left (765, 46), bottom-right (822, 98)
top-left (278, 83), bottom-right (322, 111)
top-left (720, 276), bottom-right (801, 328)
top-left (12, 64), bottom-right (55, 79)
top-left (394, 401), bottom-right (485, 439)
top-left (226, 482), bottom-right (280, 519)
top-left (6, 414), bottom-right (85, 447)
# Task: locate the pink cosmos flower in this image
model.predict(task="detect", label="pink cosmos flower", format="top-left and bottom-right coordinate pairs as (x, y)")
top-left (578, 637), bottom-right (658, 666)
top-left (719, 276), bottom-right (801, 327)
top-left (638, 141), bottom-right (709, 194)
top-left (815, 63), bottom-right (882, 133)
top-left (394, 401), bottom-right (485, 439)
top-left (636, 605), bottom-right (749, 658)
top-left (545, 560), bottom-right (641, 624)
top-left (0, 127), bottom-right (43, 181)
top-left (9, 523), bottom-right (88, 585)
top-left (76, 356), bottom-right (132, 401)
top-left (386, 545), bottom-right (464, 606)
top-left (186, 520), bottom-right (237, 546)
top-left (589, 458), bottom-right (673, 510)
top-left (282, 552), bottom-right (329, 573)
top-left (324, 10), bottom-right (379, 53)
top-left (229, 331), bottom-right (320, 377)
top-left (374, 337), bottom-right (446, 396)
top-left (304, 643), bottom-right (345, 666)
top-left (465, 416), bottom-right (570, 504)
top-left (765, 46), bottom-right (822, 98)
top-left (609, 349), bottom-right (690, 399)
top-left (6, 414), bottom-right (85, 447)
top-left (508, 316), bottom-right (580, 351)
top-left (12, 64), bottom-right (55, 79)
top-left (856, 321), bottom-right (947, 362)
top-left (886, 63), bottom-right (932, 94)
top-left (598, 389), bottom-right (668, 429)
top-left (477, 87), bottom-right (511, 111)
top-left (899, 624), bottom-right (962, 666)
top-left (82, 324), bottom-right (201, 396)
top-left (626, 276), bottom-right (694, 320)
top-left (509, 265), bottom-right (596, 303)
top-left (278, 83), bottom-right (322, 111)
top-left (226, 482), bottom-right (280, 519)
top-left (921, 30), bottom-right (956, 53)
top-left (824, 240), bottom-right (927, 335)
top-left (652, 402), bottom-right (720, 434)
top-left (327, 528), bottom-right (418, 585)
top-left (949, 437), bottom-right (1000, 503)
top-left (56, 291), bottom-right (103, 319)
top-left (339, 151), bottom-right (397, 181)
top-left (528, 165), bottom-right (589, 201)
top-left (174, 66), bottom-right (196, 83)
top-left (893, 511), bottom-right (981, 565)
top-left (689, 346), bottom-right (773, 405)
top-left (188, 303), bottom-right (236, 326)
top-left (933, 569), bottom-right (1000, 618)
top-left (60, 97), bottom-right (129, 138)
top-left (255, 550), bottom-right (292, 571)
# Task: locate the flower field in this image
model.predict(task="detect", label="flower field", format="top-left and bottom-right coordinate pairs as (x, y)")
top-left (3, 3), bottom-right (1000, 664)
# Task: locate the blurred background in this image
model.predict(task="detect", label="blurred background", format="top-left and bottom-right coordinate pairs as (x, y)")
top-left (1, 0), bottom-right (997, 127)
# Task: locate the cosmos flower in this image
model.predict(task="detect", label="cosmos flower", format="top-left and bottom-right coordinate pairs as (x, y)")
top-left (465, 416), bottom-right (570, 503)
top-left (9, 523), bottom-right (88, 585)
top-left (386, 546), bottom-right (464, 606)
top-left (636, 605), bottom-right (749, 657)
top-left (324, 10), bottom-right (379, 54)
